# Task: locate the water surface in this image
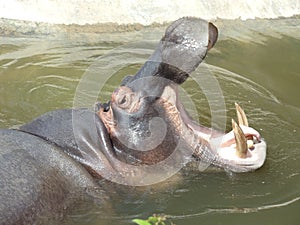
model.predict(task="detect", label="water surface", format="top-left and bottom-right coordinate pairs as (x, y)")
top-left (0, 18), bottom-right (299, 225)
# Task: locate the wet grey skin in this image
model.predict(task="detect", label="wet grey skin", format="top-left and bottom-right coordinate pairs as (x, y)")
top-left (0, 17), bottom-right (266, 224)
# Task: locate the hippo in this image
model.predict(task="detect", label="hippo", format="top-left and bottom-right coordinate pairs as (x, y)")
top-left (0, 17), bottom-right (266, 225)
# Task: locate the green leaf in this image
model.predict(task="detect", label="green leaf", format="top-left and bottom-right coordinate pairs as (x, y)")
top-left (132, 219), bottom-right (152, 225)
top-left (148, 216), bottom-right (159, 223)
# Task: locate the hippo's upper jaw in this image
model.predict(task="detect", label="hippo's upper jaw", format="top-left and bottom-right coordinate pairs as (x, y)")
top-left (124, 17), bottom-right (218, 90)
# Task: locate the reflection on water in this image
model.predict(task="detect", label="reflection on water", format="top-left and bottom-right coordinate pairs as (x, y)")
top-left (0, 18), bottom-right (299, 225)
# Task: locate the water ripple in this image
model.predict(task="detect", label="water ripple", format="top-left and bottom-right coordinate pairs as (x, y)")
top-left (203, 63), bottom-right (281, 104)
top-left (170, 196), bottom-right (300, 219)
top-left (28, 84), bottom-right (71, 93)
top-left (36, 74), bottom-right (80, 82)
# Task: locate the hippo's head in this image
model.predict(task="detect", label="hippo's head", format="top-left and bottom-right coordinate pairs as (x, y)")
top-left (99, 82), bottom-right (266, 173)
top-left (99, 80), bottom-right (182, 165)
top-left (98, 18), bottom-right (266, 173)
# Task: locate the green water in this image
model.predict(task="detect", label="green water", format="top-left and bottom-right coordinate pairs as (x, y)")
top-left (0, 18), bottom-right (299, 225)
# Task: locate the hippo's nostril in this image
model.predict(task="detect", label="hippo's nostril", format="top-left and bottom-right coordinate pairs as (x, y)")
top-left (103, 101), bottom-right (111, 112)
top-left (208, 22), bottom-right (218, 50)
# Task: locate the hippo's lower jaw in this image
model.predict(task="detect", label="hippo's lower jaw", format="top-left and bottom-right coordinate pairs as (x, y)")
top-left (161, 85), bottom-right (267, 173)
top-left (214, 138), bottom-right (267, 172)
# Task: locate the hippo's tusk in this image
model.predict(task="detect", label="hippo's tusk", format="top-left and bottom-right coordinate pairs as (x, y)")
top-left (235, 102), bottom-right (248, 127)
top-left (232, 119), bottom-right (248, 158)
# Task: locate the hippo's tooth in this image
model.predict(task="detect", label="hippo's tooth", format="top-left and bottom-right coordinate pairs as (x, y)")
top-left (232, 119), bottom-right (248, 158)
top-left (235, 102), bottom-right (248, 127)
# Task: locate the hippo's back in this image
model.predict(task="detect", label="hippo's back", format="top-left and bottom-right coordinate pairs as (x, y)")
top-left (0, 129), bottom-right (98, 225)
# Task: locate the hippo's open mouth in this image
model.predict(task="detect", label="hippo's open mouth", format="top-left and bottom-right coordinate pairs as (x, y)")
top-left (99, 83), bottom-right (266, 173)
top-left (160, 85), bottom-right (267, 172)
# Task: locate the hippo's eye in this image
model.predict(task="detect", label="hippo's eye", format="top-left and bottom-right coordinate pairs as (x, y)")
top-left (119, 96), bottom-right (127, 105)
top-left (116, 93), bottom-right (132, 109)
top-left (112, 86), bottom-right (140, 112)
